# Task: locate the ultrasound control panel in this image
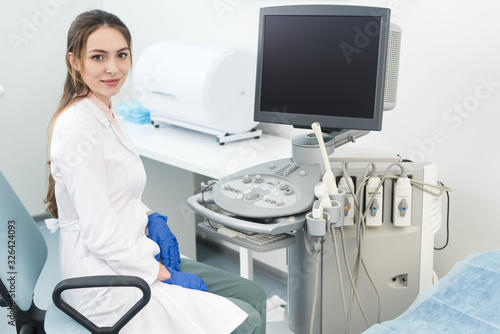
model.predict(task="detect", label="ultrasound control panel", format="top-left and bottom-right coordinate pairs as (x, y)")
top-left (212, 158), bottom-right (322, 219)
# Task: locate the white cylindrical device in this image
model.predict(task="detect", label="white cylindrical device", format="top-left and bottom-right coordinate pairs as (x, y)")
top-left (133, 41), bottom-right (258, 134)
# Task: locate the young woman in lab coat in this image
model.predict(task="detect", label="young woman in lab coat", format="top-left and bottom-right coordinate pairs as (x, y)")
top-left (44, 9), bottom-right (266, 334)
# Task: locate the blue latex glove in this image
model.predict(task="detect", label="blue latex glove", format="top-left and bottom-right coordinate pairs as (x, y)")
top-left (164, 267), bottom-right (208, 292)
top-left (147, 212), bottom-right (181, 271)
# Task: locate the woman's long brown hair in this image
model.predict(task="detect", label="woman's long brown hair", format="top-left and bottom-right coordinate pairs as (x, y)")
top-left (44, 9), bottom-right (132, 218)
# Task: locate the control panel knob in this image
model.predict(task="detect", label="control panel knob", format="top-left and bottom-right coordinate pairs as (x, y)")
top-left (269, 163), bottom-right (276, 169)
top-left (243, 175), bottom-right (251, 183)
top-left (279, 182), bottom-right (288, 190)
top-left (255, 175), bottom-right (263, 183)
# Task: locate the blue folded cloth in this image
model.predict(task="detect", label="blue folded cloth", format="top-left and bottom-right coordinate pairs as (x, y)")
top-left (115, 100), bottom-right (151, 125)
top-left (364, 250), bottom-right (500, 334)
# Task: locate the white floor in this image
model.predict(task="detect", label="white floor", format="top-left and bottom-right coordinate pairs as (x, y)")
top-left (1, 225), bottom-right (294, 333)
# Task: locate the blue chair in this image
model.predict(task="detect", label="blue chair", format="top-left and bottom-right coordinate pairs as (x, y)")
top-left (0, 171), bottom-right (151, 334)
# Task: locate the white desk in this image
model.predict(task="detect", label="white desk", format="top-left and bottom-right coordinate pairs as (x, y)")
top-left (122, 122), bottom-right (292, 179)
top-left (122, 122), bottom-right (292, 278)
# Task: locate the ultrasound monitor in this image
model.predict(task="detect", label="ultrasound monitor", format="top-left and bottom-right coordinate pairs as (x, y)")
top-left (254, 5), bottom-right (392, 133)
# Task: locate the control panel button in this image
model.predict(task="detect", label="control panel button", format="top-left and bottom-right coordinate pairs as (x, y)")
top-left (261, 184), bottom-right (271, 191)
top-left (268, 179), bottom-right (279, 186)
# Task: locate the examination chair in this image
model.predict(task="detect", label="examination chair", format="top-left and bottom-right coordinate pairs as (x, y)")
top-left (0, 171), bottom-right (151, 334)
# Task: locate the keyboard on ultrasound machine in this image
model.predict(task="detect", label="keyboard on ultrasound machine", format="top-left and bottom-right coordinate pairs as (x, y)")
top-left (198, 221), bottom-right (296, 252)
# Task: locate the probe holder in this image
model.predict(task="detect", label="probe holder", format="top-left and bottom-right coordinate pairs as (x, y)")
top-left (306, 212), bottom-right (330, 237)
top-left (306, 198), bottom-right (342, 237)
top-left (327, 189), bottom-right (345, 228)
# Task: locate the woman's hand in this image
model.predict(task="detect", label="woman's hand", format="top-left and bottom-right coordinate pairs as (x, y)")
top-left (157, 263), bottom-right (172, 281)
top-left (163, 266), bottom-right (208, 292)
top-left (147, 212), bottom-right (181, 271)
top-left (157, 264), bottom-right (207, 291)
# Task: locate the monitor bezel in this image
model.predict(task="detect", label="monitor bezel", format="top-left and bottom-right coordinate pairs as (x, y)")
top-left (253, 5), bottom-right (391, 133)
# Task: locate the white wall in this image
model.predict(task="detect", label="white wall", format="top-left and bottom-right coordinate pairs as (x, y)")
top-left (106, 0), bottom-right (500, 277)
top-left (0, 0), bottom-right (104, 215)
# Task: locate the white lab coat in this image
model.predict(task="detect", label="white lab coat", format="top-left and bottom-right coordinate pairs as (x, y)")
top-left (50, 97), bottom-right (247, 333)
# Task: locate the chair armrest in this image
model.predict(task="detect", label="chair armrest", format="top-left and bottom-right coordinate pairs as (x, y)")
top-left (52, 275), bottom-right (151, 334)
top-left (0, 280), bottom-right (10, 307)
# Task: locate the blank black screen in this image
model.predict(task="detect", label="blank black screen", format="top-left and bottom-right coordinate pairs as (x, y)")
top-left (259, 15), bottom-right (381, 119)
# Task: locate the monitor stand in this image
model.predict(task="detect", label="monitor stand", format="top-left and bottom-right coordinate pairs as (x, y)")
top-left (290, 129), bottom-right (370, 172)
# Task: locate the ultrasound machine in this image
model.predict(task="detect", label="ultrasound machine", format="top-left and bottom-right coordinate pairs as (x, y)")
top-left (188, 5), bottom-right (444, 333)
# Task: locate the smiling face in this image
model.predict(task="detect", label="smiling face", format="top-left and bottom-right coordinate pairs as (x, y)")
top-left (68, 26), bottom-right (130, 106)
